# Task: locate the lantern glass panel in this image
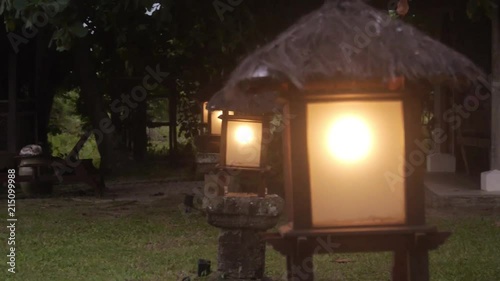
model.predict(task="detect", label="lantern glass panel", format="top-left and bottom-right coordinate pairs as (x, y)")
top-left (225, 120), bottom-right (263, 168)
top-left (210, 110), bottom-right (234, 135)
top-left (210, 110), bottom-right (224, 135)
top-left (307, 100), bottom-right (405, 227)
top-left (202, 102), bottom-right (209, 123)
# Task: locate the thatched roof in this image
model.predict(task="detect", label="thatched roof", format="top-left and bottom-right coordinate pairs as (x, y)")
top-left (208, 0), bottom-right (485, 113)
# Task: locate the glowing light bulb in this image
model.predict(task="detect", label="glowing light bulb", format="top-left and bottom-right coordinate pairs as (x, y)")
top-left (327, 116), bottom-right (372, 162)
top-left (235, 126), bottom-right (254, 144)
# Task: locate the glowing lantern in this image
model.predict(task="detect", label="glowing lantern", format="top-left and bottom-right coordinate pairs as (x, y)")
top-left (279, 81), bottom-right (426, 230)
top-left (219, 113), bottom-right (270, 196)
top-left (201, 101), bottom-right (234, 136)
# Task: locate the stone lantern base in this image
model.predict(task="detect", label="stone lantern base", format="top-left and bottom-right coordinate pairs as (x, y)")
top-left (203, 193), bottom-right (284, 281)
top-left (195, 152), bottom-right (219, 176)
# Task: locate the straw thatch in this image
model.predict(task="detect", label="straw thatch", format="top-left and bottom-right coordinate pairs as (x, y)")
top-left (208, 0), bottom-right (485, 113)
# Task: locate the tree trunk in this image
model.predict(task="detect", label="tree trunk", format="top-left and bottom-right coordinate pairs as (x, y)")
top-left (167, 78), bottom-right (178, 158)
top-left (491, 4), bottom-right (500, 170)
top-left (133, 99), bottom-right (147, 161)
top-left (74, 40), bottom-right (115, 172)
top-left (169, 91), bottom-right (178, 154)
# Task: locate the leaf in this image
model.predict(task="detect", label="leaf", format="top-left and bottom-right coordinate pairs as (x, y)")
top-left (56, 0), bottom-right (70, 6)
top-left (50, 28), bottom-right (72, 51)
top-left (5, 18), bottom-right (16, 31)
top-left (478, 0), bottom-right (495, 19)
top-left (466, 0), bottom-right (496, 21)
top-left (466, 0), bottom-right (479, 19)
top-left (0, 0), bottom-right (5, 15)
top-left (68, 22), bottom-right (88, 38)
top-left (136, 24), bottom-right (147, 31)
top-left (12, 0), bottom-right (28, 10)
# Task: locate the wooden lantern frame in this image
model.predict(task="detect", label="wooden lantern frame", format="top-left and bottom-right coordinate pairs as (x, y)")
top-left (199, 101), bottom-right (210, 135)
top-left (261, 80), bottom-right (450, 281)
top-left (208, 110), bottom-right (221, 136)
top-left (283, 80), bottom-right (425, 232)
top-left (281, 88), bottom-right (426, 233)
top-left (194, 101), bottom-right (224, 153)
top-left (219, 112), bottom-right (271, 197)
top-left (207, 109), bottom-right (235, 136)
top-left (202, 101), bottom-right (209, 124)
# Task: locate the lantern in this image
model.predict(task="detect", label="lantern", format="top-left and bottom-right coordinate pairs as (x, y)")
top-left (202, 102), bottom-right (234, 136)
top-left (280, 80), bottom-right (426, 231)
top-left (219, 112), bottom-right (270, 196)
top-left (202, 101), bottom-right (209, 124)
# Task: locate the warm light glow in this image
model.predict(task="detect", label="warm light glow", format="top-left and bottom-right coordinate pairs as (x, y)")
top-left (226, 121), bottom-right (262, 168)
top-left (235, 126), bottom-right (254, 144)
top-left (328, 116), bottom-right (372, 162)
top-left (307, 100), bottom-right (406, 227)
top-left (202, 102), bottom-right (208, 123)
top-left (210, 110), bottom-right (223, 135)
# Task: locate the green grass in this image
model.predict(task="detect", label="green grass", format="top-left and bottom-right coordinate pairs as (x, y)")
top-left (1, 195), bottom-right (217, 281)
top-left (428, 214), bottom-right (500, 281)
top-left (105, 161), bottom-right (195, 182)
top-left (1, 194), bottom-right (499, 281)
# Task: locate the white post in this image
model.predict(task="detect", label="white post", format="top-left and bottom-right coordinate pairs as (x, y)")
top-left (481, 4), bottom-right (500, 192)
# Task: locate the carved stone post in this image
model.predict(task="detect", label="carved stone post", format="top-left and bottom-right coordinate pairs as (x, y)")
top-left (203, 194), bottom-right (284, 280)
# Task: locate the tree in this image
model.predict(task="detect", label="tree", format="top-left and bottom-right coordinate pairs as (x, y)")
top-left (6, 0), bottom-right (452, 172)
top-left (1, 0), bottom-right (167, 169)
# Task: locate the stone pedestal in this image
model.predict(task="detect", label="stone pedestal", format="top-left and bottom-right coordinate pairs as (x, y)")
top-left (481, 170), bottom-right (500, 192)
top-left (196, 152), bottom-right (219, 176)
top-left (426, 153), bottom-right (456, 173)
top-left (203, 194), bottom-right (284, 280)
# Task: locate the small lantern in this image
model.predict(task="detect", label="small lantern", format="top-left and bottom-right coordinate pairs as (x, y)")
top-left (202, 101), bottom-right (234, 136)
top-left (209, 110), bottom-right (224, 135)
top-left (281, 80), bottom-right (425, 230)
top-left (219, 112), bottom-right (270, 196)
top-left (195, 102), bottom-right (235, 157)
top-left (202, 101), bottom-right (209, 124)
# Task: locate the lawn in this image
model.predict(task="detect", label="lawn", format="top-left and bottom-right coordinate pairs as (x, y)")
top-left (1, 187), bottom-right (499, 281)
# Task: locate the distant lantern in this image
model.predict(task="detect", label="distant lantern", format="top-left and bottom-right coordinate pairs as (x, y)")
top-left (201, 101), bottom-right (234, 136)
top-left (202, 101), bottom-right (209, 124)
top-left (219, 112), bottom-right (270, 196)
top-left (210, 110), bottom-right (224, 135)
